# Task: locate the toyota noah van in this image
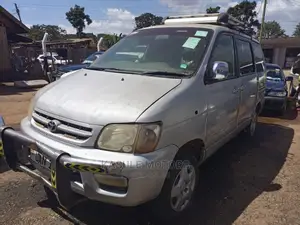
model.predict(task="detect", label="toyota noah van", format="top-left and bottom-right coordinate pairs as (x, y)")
top-left (1, 13), bottom-right (265, 219)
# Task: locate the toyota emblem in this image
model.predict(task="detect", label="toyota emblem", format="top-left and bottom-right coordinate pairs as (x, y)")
top-left (47, 120), bottom-right (60, 133)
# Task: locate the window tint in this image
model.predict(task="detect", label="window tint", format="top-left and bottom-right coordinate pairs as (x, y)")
top-left (236, 39), bottom-right (255, 75)
top-left (252, 42), bottom-right (265, 72)
top-left (205, 34), bottom-right (235, 82)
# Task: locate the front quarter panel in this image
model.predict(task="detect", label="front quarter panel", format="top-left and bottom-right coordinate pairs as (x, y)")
top-left (136, 77), bottom-right (207, 150)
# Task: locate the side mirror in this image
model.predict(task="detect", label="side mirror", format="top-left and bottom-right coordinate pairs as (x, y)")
top-left (212, 61), bottom-right (229, 80)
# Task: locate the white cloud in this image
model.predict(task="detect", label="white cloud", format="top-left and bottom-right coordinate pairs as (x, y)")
top-left (160, 0), bottom-right (300, 35)
top-left (60, 8), bottom-right (135, 35)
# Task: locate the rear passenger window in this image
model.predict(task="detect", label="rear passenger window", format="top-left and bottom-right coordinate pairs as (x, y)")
top-left (252, 43), bottom-right (265, 73)
top-left (236, 39), bottom-right (255, 75)
top-left (205, 34), bottom-right (235, 82)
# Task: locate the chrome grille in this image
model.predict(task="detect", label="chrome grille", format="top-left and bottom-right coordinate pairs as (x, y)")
top-left (32, 111), bottom-right (92, 141)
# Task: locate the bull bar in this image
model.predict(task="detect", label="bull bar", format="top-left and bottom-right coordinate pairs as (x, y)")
top-left (0, 126), bottom-right (125, 209)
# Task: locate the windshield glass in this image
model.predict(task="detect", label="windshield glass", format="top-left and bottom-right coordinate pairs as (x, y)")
top-left (84, 53), bottom-right (103, 63)
top-left (89, 27), bottom-right (213, 76)
top-left (266, 69), bottom-right (284, 81)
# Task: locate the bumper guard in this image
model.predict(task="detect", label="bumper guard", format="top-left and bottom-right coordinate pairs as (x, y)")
top-left (0, 126), bottom-right (125, 209)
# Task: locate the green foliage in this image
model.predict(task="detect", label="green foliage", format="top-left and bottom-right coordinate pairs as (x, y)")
top-left (293, 23), bottom-right (300, 37)
top-left (102, 33), bottom-right (123, 49)
top-left (66, 5), bottom-right (92, 37)
top-left (206, 6), bottom-right (221, 14)
top-left (259, 21), bottom-right (286, 39)
top-left (28, 24), bottom-right (66, 41)
top-left (227, 1), bottom-right (260, 35)
top-left (134, 13), bottom-right (163, 30)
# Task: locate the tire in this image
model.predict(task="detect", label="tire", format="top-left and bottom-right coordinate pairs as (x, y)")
top-left (151, 151), bottom-right (199, 221)
top-left (244, 110), bottom-right (258, 137)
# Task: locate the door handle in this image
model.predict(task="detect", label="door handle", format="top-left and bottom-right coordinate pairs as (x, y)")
top-left (232, 88), bottom-right (239, 94)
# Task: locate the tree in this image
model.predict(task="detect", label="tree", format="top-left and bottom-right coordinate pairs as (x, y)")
top-left (101, 33), bottom-right (123, 49)
top-left (66, 5), bottom-right (92, 37)
top-left (227, 1), bottom-right (260, 35)
top-left (134, 13), bottom-right (163, 30)
top-left (28, 25), bottom-right (66, 41)
top-left (259, 21), bottom-right (286, 39)
top-left (206, 6), bottom-right (221, 14)
top-left (293, 23), bottom-right (300, 37)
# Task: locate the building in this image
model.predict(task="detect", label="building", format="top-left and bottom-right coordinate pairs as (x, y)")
top-left (261, 37), bottom-right (300, 69)
top-left (0, 6), bottom-right (30, 78)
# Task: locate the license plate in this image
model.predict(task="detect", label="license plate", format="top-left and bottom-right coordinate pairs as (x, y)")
top-left (30, 149), bottom-right (51, 170)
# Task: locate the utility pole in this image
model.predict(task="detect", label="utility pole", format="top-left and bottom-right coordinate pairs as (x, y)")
top-left (259, 0), bottom-right (267, 42)
top-left (14, 3), bottom-right (22, 22)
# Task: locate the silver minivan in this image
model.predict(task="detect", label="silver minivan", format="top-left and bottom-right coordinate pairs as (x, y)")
top-left (1, 13), bottom-right (265, 218)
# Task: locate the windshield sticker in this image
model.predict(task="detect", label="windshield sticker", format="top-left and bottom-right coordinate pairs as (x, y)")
top-left (180, 64), bottom-right (188, 69)
top-left (182, 37), bottom-right (201, 49)
top-left (195, 30), bottom-right (208, 37)
top-left (155, 35), bottom-right (169, 40)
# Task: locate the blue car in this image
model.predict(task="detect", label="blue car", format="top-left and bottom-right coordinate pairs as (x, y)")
top-left (57, 51), bottom-right (105, 75)
top-left (264, 63), bottom-right (288, 114)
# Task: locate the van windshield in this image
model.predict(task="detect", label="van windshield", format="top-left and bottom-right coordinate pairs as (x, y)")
top-left (88, 27), bottom-right (213, 77)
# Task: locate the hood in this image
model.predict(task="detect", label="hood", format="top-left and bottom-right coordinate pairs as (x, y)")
top-left (59, 64), bottom-right (90, 72)
top-left (265, 78), bottom-right (285, 91)
top-left (35, 69), bottom-right (182, 125)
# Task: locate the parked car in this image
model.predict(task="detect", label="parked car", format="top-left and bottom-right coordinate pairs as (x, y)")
top-left (0, 13), bottom-right (265, 219)
top-left (55, 51), bottom-right (105, 79)
top-left (264, 63), bottom-right (288, 114)
top-left (37, 54), bottom-right (71, 66)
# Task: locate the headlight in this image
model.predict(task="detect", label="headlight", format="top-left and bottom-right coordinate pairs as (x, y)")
top-left (267, 91), bottom-right (286, 97)
top-left (96, 123), bottom-right (162, 154)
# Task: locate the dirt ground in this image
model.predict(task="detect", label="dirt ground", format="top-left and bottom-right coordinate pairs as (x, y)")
top-left (1, 84), bottom-right (300, 225)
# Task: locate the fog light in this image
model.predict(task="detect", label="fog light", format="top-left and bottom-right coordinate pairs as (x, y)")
top-left (94, 174), bottom-right (128, 188)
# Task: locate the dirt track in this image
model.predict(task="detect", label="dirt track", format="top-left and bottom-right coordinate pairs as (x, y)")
top-left (1, 84), bottom-right (300, 225)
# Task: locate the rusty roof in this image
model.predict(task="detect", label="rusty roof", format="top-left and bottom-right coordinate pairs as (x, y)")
top-left (0, 6), bottom-right (29, 34)
top-left (261, 37), bottom-right (300, 48)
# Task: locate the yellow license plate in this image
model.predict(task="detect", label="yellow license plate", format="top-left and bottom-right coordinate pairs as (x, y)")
top-left (0, 141), bottom-right (3, 157)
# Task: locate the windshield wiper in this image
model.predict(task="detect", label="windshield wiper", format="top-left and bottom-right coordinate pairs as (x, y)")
top-left (86, 67), bottom-right (141, 74)
top-left (141, 71), bottom-right (188, 77)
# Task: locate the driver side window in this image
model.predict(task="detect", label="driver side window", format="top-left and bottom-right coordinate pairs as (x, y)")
top-left (205, 34), bottom-right (235, 83)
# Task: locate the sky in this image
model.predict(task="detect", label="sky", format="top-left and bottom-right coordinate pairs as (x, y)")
top-left (1, 0), bottom-right (300, 36)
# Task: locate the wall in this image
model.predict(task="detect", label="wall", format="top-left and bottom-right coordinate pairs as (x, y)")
top-left (0, 26), bottom-right (11, 79)
top-left (67, 48), bottom-right (97, 64)
top-left (272, 47), bottom-right (286, 68)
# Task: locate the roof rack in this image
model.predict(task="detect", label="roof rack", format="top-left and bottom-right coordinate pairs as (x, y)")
top-left (163, 13), bottom-right (253, 37)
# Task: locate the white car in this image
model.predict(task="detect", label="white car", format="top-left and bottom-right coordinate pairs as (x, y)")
top-left (37, 55), bottom-right (71, 66)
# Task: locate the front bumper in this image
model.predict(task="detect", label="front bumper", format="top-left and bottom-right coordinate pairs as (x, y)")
top-left (264, 96), bottom-right (286, 110)
top-left (0, 119), bottom-right (178, 209)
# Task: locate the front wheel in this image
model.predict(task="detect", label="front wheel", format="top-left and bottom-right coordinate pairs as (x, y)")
top-left (151, 152), bottom-right (199, 220)
top-left (244, 110), bottom-right (258, 137)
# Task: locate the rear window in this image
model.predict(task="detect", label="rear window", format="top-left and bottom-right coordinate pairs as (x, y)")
top-left (252, 42), bottom-right (265, 72)
top-left (236, 39), bottom-right (255, 75)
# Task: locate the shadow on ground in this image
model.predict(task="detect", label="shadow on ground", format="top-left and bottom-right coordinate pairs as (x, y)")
top-left (38, 122), bottom-right (293, 225)
top-left (0, 83), bottom-right (38, 96)
top-left (261, 108), bottom-right (298, 120)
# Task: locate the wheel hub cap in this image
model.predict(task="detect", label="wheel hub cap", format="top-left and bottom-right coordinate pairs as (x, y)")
top-left (170, 164), bottom-right (196, 212)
